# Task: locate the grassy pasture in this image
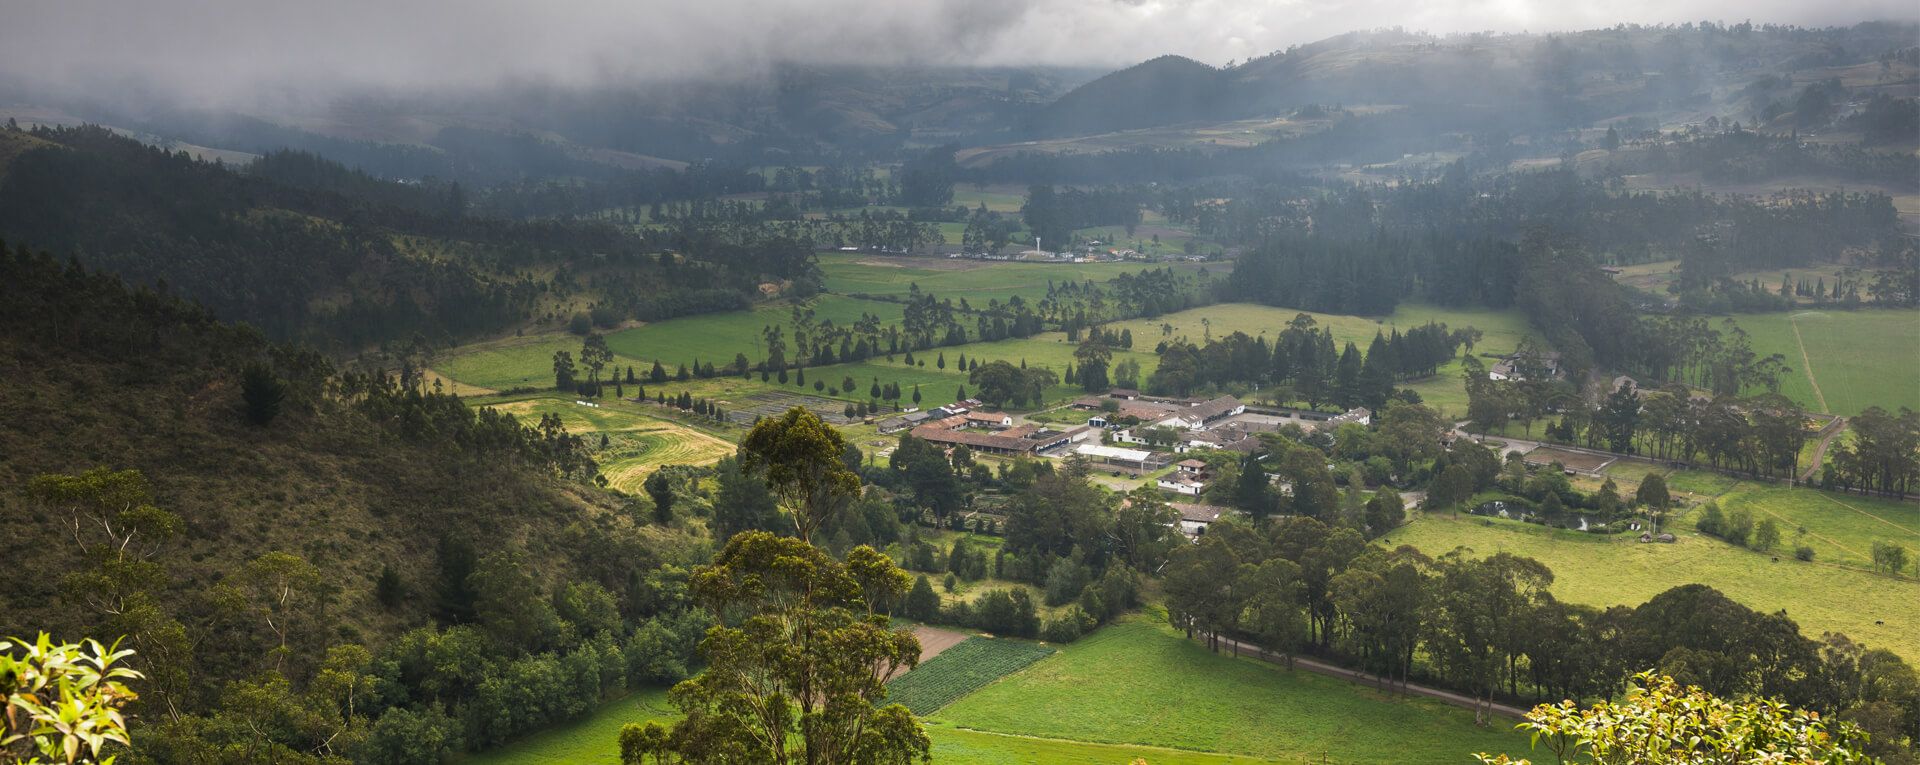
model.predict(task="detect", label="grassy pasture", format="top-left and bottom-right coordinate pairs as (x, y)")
top-left (485, 395), bottom-right (735, 492)
top-left (950, 184), bottom-right (1027, 213)
top-left (925, 723), bottom-right (1279, 764)
top-left (435, 334), bottom-right (651, 392)
top-left (465, 689), bottom-right (673, 765)
top-left (887, 637), bottom-right (1056, 715)
top-left (605, 295), bottom-right (906, 371)
top-left (1711, 482), bottom-right (1920, 572)
top-left (816, 252), bottom-right (1216, 306)
top-left (461, 685), bottom-right (1273, 765)
top-left (933, 616), bottom-right (1523, 764)
top-left (1725, 309), bottom-right (1920, 415)
top-left (1385, 506), bottom-right (1920, 661)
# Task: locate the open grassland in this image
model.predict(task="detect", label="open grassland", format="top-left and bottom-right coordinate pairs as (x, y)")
top-left (1385, 507), bottom-right (1920, 661)
top-left (817, 253), bottom-right (1217, 306)
top-left (466, 689), bottom-right (673, 765)
top-left (925, 723), bottom-right (1282, 765)
top-left (606, 295), bottom-right (906, 370)
top-left (1726, 309), bottom-right (1920, 415)
top-left (887, 637), bottom-right (1057, 715)
top-left (1712, 481), bottom-right (1920, 572)
top-left (950, 184), bottom-right (1028, 213)
top-left (933, 616), bottom-right (1523, 764)
top-left (487, 395), bottom-right (735, 492)
top-left (463, 684), bottom-right (1275, 765)
top-left (436, 334), bottom-right (650, 392)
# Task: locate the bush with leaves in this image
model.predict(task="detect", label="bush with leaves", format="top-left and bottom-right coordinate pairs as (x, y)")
top-left (0, 634), bottom-right (143, 765)
top-left (1475, 671), bottom-right (1870, 765)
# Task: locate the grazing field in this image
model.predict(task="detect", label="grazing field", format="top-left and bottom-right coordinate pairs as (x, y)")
top-left (887, 636), bottom-right (1056, 715)
top-left (1726, 309), bottom-right (1920, 415)
top-left (933, 616), bottom-right (1523, 764)
top-left (1711, 482), bottom-right (1920, 572)
top-left (605, 295), bottom-right (906, 370)
top-left (463, 686), bottom-right (1273, 765)
top-left (466, 689), bottom-right (673, 765)
top-left (949, 184), bottom-right (1027, 213)
top-left (486, 396), bottom-right (735, 492)
top-left (436, 334), bottom-right (650, 392)
top-left (925, 723), bottom-right (1279, 764)
top-left (1385, 508), bottom-right (1920, 661)
top-left (816, 252), bottom-right (1217, 306)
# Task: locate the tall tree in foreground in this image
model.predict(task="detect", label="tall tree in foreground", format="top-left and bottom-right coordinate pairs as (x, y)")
top-left (651, 533), bottom-right (927, 764)
top-left (1475, 672), bottom-right (1869, 765)
top-left (738, 407), bottom-right (860, 542)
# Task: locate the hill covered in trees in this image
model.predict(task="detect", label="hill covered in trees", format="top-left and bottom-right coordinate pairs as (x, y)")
top-left (0, 243), bottom-right (707, 762)
top-left (0, 125), bottom-right (816, 351)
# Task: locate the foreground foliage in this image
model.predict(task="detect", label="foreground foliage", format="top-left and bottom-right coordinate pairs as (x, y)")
top-left (1477, 672), bottom-right (1871, 764)
top-left (1, 634), bottom-right (143, 765)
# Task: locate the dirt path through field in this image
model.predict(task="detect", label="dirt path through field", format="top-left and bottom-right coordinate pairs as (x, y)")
top-left (1799, 417), bottom-right (1847, 482)
top-left (1788, 313), bottom-right (1830, 414)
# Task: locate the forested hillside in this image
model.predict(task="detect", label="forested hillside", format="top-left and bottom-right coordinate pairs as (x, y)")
top-left (0, 126), bottom-right (814, 350)
top-left (0, 244), bottom-right (706, 761)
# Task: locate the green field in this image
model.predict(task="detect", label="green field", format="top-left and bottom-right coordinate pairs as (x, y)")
top-left (1711, 481), bottom-right (1920, 572)
top-left (466, 689), bottom-right (674, 765)
top-left (817, 252), bottom-right (1217, 306)
top-left (887, 637), bottom-right (1056, 715)
top-left (934, 616), bottom-right (1524, 764)
top-left (1385, 502), bottom-right (1920, 661)
top-left (484, 395), bottom-right (736, 492)
top-left (606, 295), bottom-right (906, 370)
top-left (1726, 309), bottom-right (1920, 415)
top-left (465, 687), bottom-right (1277, 765)
top-left (463, 617), bottom-right (1525, 765)
top-left (435, 334), bottom-right (651, 392)
top-left (925, 723), bottom-right (1280, 764)
top-left (950, 184), bottom-right (1027, 213)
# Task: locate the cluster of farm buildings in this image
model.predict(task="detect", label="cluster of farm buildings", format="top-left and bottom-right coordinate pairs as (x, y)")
top-left (877, 388), bottom-right (1373, 538)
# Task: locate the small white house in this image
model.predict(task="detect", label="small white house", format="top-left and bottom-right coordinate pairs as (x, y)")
top-left (1158, 474), bottom-right (1206, 496)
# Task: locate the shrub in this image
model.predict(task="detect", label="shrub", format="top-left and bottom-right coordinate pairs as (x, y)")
top-left (1724, 509), bottom-right (1755, 547)
top-left (1794, 545), bottom-right (1815, 562)
top-left (1041, 606), bottom-right (1098, 643)
top-left (904, 575), bottom-right (941, 621)
top-left (1043, 558), bottom-right (1090, 607)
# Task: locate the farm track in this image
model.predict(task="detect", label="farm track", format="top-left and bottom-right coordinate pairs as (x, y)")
top-left (1800, 416), bottom-right (1847, 482)
top-left (1788, 313), bottom-right (1830, 414)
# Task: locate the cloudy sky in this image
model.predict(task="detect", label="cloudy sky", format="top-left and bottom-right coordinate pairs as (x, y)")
top-left (4, 0), bottom-right (1914, 103)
